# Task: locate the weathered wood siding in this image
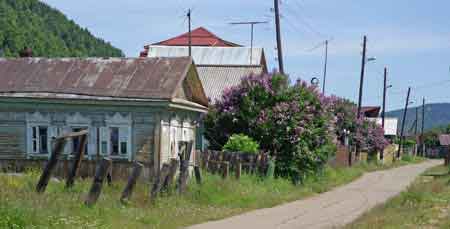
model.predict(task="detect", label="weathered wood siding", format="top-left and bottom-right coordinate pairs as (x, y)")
top-left (0, 112), bottom-right (26, 158)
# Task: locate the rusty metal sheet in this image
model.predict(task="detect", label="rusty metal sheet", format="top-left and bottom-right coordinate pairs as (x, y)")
top-left (0, 57), bottom-right (195, 101)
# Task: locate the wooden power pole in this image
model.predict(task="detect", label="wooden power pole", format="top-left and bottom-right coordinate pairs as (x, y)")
top-left (382, 67), bottom-right (388, 128)
top-left (322, 40), bottom-right (329, 95)
top-left (397, 87), bottom-right (411, 160)
top-left (421, 97), bottom-right (426, 156)
top-left (357, 36), bottom-right (367, 119)
top-left (187, 9), bottom-right (192, 57)
top-left (274, 0), bottom-right (285, 74)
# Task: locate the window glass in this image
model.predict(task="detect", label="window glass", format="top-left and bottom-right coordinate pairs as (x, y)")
top-left (110, 127), bottom-right (119, 155)
top-left (72, 127), bottom-right (88, 154)
top-left (38, 126), bottom-right (48, 154)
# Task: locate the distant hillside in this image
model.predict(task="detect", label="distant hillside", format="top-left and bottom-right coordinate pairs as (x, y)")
top-left (0, 0), bottom-right (124, 57)
top-left (386, 103), bottom-right (450, 134)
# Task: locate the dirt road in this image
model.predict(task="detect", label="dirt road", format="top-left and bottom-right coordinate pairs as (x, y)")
top-left (188, 160), bottom-right (441, 229)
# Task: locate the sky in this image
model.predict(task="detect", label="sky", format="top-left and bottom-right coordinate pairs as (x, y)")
top-left (41, 0), bottom-right (450, 111)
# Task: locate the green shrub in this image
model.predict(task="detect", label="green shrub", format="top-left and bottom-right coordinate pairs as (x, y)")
top-left (223, 134), bottom-right (259, 154)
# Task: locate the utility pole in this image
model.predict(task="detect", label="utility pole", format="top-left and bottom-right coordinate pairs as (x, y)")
top-left (382, 67), bottom-right (388, 128)
top-left (414, 106), bottom-right (419, 156)
top-left (396, 87), bottom-right (411, 160)
top-left (229, 21), bottom-right (268, 65)
top-left (355, 35), bottom-right (367, 161)
top-left (421, 97), bottom-right (426, 156)
top-left (187, 8), bottom-right (192, 57)
top-left (322, 40), bottom-right (329, 95)
top-left (357, 36), bottom-right (367, 119)
top-left (274, 0), bottom-right (285, 74)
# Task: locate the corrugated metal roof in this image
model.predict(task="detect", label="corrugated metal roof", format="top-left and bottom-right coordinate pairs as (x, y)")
top-left (152, 27), bottom-right (241, 47)
top-left (439, 134), bottom-right (450, 146)
top-left (148, 46), bottom-right (265, 66)
top-left (197, 65), bottom-right (264, 103)
top-left (0, 57), bottom-right (208, 106)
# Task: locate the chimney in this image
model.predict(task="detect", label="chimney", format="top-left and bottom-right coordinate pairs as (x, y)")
top-left (19, 47), bottom-right (33, 57)
top-left (139, 45), bottom-right (149, 58)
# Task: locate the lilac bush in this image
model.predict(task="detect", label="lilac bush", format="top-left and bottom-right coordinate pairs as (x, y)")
top-left (205, 73), bottom-right (335, 183)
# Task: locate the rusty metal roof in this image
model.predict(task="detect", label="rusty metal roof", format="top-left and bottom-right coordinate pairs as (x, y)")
top-left (439, 134), bottom-right (450, 146)
top-left (0, 57), bottom-right (207, 106)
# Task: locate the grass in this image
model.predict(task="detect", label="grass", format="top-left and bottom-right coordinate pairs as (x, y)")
top-left (346, 165), bottom-right (450, 229)
top-left (0, 157), bottom-right (424, 229)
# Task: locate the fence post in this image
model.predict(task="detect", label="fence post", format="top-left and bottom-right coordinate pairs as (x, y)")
top-left (85, 158), bottom-right (112, 206)
top-left (65, 134), bottom-right (87, 189)
top-left (235, 162), bottom-right (242, 180)
top-left (177, 141), bottom-right (193, 194)
top-left (150, 163), bottom-right (171, 202)
top-left (36, 138), bottom-right (67, 193)
top-left (222, 161), bottom-right (229, 179)
top-left (194, 165), bottom-right (202, 185)
top-left (162, 159), bottom-right (179, 191)
top-left (120, 162), bottom-right (144, 203)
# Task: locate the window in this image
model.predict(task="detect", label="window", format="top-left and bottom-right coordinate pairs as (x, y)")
top-left (110, 127), bottom-right (119, 155)
top-left (31, 126), bottom-right (49, 154)
top-left (71, 127), bottom-right (88, 154)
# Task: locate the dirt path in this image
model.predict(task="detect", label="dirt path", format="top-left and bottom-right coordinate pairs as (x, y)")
top-left (188, 160), bottom-right (441, 229)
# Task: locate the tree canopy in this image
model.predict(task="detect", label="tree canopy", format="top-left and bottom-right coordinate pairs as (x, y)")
top-left (0, 0), bottom-right (124, 57)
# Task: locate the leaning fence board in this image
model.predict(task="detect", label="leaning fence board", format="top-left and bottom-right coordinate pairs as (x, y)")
top-left (150, 163), bottom-right (171, 201)
top-left (120, 162), bottom-right (144, 203)
top-left (221, 162), bottom-right (229, 179)
top-left (162, 159), bottom-right (179, 191)
top-left (177, 141), bottom-right (193, 194)
top-left (194, 165), bottom-right (202, 185)
top-left (85, 158), bottom-right (112, 206)
top-left (65, 134), bottom-right (88, 189)
top-left (36, 138), bottom-right (67, 193)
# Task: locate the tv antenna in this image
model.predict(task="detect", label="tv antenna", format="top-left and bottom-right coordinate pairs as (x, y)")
top-left (229, 21), bottom-right (268, 64)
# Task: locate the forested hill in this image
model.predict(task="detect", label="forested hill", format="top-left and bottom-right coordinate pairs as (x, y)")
top-left (0, 0), bottom-right (124, 57)
top-left (386, 103), bottom-right (450, 133)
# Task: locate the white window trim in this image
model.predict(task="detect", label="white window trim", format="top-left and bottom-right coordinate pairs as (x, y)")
top-left (104, 113), bottom-right (132, 161)
top-left (26, 112), bottom-right (52, 157)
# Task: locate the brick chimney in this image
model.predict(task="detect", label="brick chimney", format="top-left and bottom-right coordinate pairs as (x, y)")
top-left (139, 45), bottom-right (149, 58)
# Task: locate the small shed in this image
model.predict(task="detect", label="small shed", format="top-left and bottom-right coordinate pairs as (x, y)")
top-left (439, 134), bottom-right (450, 165)
top-left (0, 57), bottom-right (207, 175)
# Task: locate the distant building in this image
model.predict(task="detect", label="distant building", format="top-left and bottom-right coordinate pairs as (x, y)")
top-left (141, 27), bottom-right (268, 104)
top-left (362, 106), bottom-right (398, 136)
top-left (0, 57), bottom-right (207, 172)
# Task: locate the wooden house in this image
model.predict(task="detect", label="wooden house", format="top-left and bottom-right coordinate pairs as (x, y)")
top-left (0, 57), bottom-right (208, 176)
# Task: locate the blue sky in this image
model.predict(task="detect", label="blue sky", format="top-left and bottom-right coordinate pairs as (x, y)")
top-left (41, 0), bottom-right (450, 111)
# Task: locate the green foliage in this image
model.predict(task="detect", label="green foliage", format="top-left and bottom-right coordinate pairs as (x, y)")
top-left (0, 0), bottom-right (124, 57)
top-left (205, 74), bottom-right (335, 183)
top-left (222, 134), bottom-right (259, 154)
top-left (0, 161), bottom-right (413, 229)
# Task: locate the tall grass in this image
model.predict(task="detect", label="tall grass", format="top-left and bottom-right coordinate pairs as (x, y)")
top-left (0, 158), bottom-right (424, 229)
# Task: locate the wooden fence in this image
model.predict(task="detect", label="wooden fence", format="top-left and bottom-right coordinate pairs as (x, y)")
top-left (200, 150), bottom-right (271, 179)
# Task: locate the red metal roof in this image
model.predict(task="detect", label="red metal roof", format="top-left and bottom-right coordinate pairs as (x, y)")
top-left (0, 57), bottom-right (208, 106)
top-left (361, 106), bottom-right (381, 118)
top-left (152, 27), bottom-right (241, 47)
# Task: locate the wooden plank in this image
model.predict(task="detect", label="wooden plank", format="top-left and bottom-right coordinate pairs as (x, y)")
top-left (177, 141), bottom-right (193, 194)
top-left (85, 158), bottom-right (112, 206)
top-left (65, 134), bottom-right (88, 189)
top-left (194, 165), bottom-right (202, 185)
top-left (57, 130), bottom-right (88, 140)
top-left (235, 162), bottom-right (242, 180)
top-left (150, 163), bottom-right (171, 202)
top-left (222, 161), bottom-right (229, 179)
top-left (162, 159), bottom-right (179, 191)
top-left (120, 162), bottom-right (144, 203)
top-left (36, 138), bottom-right (67, 193)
